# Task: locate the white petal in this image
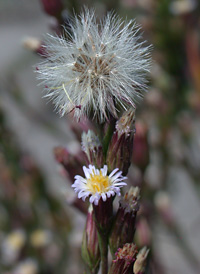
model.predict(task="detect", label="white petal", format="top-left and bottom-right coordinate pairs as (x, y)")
top-left (101, 165), bottom-right (108, 176)
top-left (101, 192), bottom-right (107, 201)
top-left (83, 166), bottom-right (91, 179)
top-left (107, 192), bottom-right (111, 198)
top-left (113, 182), bottom-right (127, 186)
top-left (110, 171), bottom-right (123, 181)
top-left (109, 168), bottom-right (119, 178)
top-left (89, 195), bottom-right (96, 204)
top-left (74, 175), bottom-right (84, 180)
top-left (78, 191), bottom-right (88, 199)
top-left (111, 178), bottom-right (126, 184)
top-left (94, 198), bottom-right (99, 205)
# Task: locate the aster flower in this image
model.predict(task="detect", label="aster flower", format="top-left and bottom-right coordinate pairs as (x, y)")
top-left (37, 8), bottom-right (151, 122)
top-left (72, 165), bottom-right (127, 205)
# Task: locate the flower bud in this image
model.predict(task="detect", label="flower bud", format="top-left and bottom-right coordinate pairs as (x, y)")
top-left (154, 191), bottom-right (174, 225)
top-left (108, 243), bottom-right (138, 274)
top-left (93, 197), bottom-right (113, 233)
top-left (135, 218), bottom-right (151, 247)
top-left (109, 187), bottom-right (140, 256)
top-left (106, 109), bottom-right (135, 176)
top-left (81, 205), bottom-right (100, 274)
top-left (133, 246), bottom-right (149, 274)
top-left (132, 122), bottom-right (149, 172)
top-left (23, 38), bottom-right (48, 57)
top-left (81, 130), bottom-right (104, 168)
top-left (40, 0), bottom-right (63, 17)
top-left (53, 146), bottom-right (84, 182)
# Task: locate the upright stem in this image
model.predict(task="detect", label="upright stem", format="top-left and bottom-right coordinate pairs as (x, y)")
top-left (102, 118), bottom-right (116, 158)
top-left (97, 230), bottom-right (108, 274)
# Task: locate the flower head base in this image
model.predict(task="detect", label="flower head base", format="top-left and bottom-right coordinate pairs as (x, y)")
top-left (37, 9), bottom-right (151, 122)
top-left (72, 165), bottom-right (127, 205)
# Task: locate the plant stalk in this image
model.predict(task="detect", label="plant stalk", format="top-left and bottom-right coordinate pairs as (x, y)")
top-left (97, 230), bottom-right (108, 274)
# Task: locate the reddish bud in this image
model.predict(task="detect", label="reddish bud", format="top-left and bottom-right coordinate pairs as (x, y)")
top-left (40, 0), bottom-right (63, 17)
top-left (135, 218), bottom-right (151, 247)
top-left (109, 187), bottom-right (140, 256)
top-left (23, 38), bottom-right (48, 57)
top-left (93, 197), bottom-right (113, 233)
top-left (81, 206), bottom-right (100, 273)
top-left (106, 109), bottom-right (135, 176)
top-left (132, 122), bottom-right (149, 172)
top-left (53, 146), bottom-right (84, 182)
top-left (154, 191), bottom-right (174, 225)
top-left (108, 243), bottom-right (138, 274)
top-left (133, 246), bottom-right (149, 274)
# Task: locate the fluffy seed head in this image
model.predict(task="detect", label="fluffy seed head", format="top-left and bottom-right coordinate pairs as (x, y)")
top-left (37, 8), bottom-right (151, 122)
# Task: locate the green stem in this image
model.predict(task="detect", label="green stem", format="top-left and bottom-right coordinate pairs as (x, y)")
top-left (102, 120), bottom-right (115, 158)
top-left (97, 230), bottom-right (108, 274)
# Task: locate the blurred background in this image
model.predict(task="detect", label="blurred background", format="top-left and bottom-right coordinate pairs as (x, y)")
top-left (0, 0), bottom-right (200, 273)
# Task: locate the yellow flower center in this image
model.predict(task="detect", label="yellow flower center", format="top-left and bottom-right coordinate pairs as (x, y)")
top-left (86, 171), bottom-right (111, 194)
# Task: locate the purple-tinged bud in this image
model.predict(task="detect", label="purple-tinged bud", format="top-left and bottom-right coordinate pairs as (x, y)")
top-left (81, 130), bottom-right (104, 168)
top-left (108, 243), bottom-right (138, 274)
top-left (109, 187), bottom-right (140, 256)
top-left (135, 218), bottom-right (151, 247)
top-left (40, 0), bottom-right (63, 17)
top-left (133, 246), bottom-right (149, 274)
top-left (106, 109), bottom-right (135, 176)
top-left (93, 197), bottom-right (113, 233)
top-left (23, 38), bottom-right (48, 57)
top-left (82, 205), bottom-right (100, 274)
top-left (132, 122), bottom-right (149, 172)
top-left (53, 146), bottom-right (84, 182)
top-left (154, 191), bottom-right (174, 225)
